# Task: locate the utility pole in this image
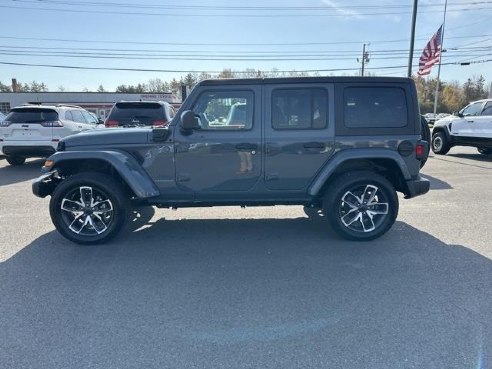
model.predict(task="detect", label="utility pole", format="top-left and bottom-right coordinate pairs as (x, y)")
top-left (408, 0), bottom-right (418, 77)
top-left (358, 44), bottom-right (370, 76)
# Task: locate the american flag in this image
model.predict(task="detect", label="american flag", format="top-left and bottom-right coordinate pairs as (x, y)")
top-left (417, 25), bottom-right (443, 76)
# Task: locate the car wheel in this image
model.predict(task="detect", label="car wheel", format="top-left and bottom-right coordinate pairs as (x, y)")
top-left (420, 117), bottom-right (431, 168)
top-left (431, 132), bottom-right (450, 155)
top-left (477, 147), bottom-right (492, 155)
top-left (323, 171), bottom-right (399, 241)
top-left (6, 156), bottom-right (26, 166)
top-left (50, 172), bottom-right (128, 245)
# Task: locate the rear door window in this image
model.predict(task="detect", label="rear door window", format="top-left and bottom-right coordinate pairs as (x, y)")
top-left (71, 110), bottom-right (86, 123)
top-left (4, 108), bottom-right (59, 124)
top-left (271, 88), bottom-right (327, 130)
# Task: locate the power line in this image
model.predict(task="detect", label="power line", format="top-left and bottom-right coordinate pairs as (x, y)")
top-left (12, 0), bottom-right (492, 11)
top-left (2, 4), bottom-right (492, 17)
top-left (1, 59), bottom-right (490, 74)
top-left (0, 34), bottom-right (490, 47)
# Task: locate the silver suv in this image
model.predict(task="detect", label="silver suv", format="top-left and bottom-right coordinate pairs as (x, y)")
top-left (0, 104), bottom-right (101, 165)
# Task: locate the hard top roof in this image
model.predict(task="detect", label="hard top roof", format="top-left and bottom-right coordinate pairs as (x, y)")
top-left (198, 76), bottom-right (413, 86)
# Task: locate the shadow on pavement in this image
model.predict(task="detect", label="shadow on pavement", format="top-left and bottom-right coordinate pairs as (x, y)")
top-left (448, 152), bottom-right (492, 163)
top-left (0, 159), bottom-right (44, 187)
top-left (1, 219), bottom-right (490, 369)
top-left (421, 174), bottom-right (453, 190)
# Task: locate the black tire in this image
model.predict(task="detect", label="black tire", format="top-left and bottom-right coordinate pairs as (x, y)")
top-left (420, 117), bottom-right (431, 168)
top-left (323, 171), bottom-right (399, 241)
top-left (431, 131), bottom-right (450, 155)
top-left (6, 156), bottom-right (26, 166)
top-left (477, 147), bottom-right (492, 155)
top-left (49, 172), bottom-right (129, 245)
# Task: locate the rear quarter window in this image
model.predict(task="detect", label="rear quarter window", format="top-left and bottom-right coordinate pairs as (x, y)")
top-left (343, 87), bottom-right (408, 128)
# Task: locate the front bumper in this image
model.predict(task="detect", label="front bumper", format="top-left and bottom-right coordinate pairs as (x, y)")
top-left (32, 171), bottom-right (58, 198)
top-left (404, 175), bottom-right (430, 199)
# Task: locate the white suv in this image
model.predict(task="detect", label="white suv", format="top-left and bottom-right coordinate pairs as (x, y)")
top-left (431, 98), bottom-right (492, 155)
top-left (0, 104), bottom-right (101, 165)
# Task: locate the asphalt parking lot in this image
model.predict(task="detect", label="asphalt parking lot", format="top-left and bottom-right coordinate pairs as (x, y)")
top-left (0, 147), bottom-right (491, 369)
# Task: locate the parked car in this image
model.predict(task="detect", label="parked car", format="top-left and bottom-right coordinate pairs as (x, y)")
top-left (105, 101), bottom-right (175, 128)
top-left (0, 104), bottom-right (101, 166)
top-left (33, 76), bottom-right (430, 244)
top-left (431, 98), bottom-right (492, 155)
top-left (423, 113), bottom-right (437, 125)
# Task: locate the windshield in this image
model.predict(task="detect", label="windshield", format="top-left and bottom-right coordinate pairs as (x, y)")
top-left (5, 108), bottom-right (59, 123)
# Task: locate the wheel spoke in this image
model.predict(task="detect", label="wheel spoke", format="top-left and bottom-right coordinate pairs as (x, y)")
top-left (87, 215), bottom-right (108, 235)
top-left (341, 210), bottom-right (361, 227)
top-left (362, 185), bottom-right (378, 204)
top-left (79, 186), bottom-right (94, 206)
top-left (61, 199), bottom-right (84, 217)
top-left (93, 199), bottom-right (113, 213)
top-left (361, 212), bottom-right (376, 232)
top-left (367, 202), bottom-right (389, 215)
top-left (69, 215), bottom-right (90, 234)
top-left (342, 191), bottom-right (361, 209)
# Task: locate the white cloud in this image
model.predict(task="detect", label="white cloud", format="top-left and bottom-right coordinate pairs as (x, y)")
top-left (321, 0), bottom-right (364, 19)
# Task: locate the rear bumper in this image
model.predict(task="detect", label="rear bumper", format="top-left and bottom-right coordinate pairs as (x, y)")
top-left (32, 171), bottom-right (58, 198)
top-left (1, 145), bottom-right (56, 158)
top-left (404, 176), bottom-right (430, 199)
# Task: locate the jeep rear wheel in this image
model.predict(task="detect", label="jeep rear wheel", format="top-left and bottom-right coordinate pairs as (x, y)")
top-left (431, 132), bottom-right (450, 155)
top-left (50, 172), bottom-right (128, 245)
top-left (6, 156), bottom-right (26, 166)
top-left (323, 171), bottom-right (398, 241)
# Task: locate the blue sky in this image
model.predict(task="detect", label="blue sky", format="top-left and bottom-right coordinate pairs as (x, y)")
top-left (0, 0), bottom-right (490, 91)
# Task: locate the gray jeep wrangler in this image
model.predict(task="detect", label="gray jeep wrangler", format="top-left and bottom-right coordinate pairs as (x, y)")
top-left (33, 77), bottom-right (430, 244)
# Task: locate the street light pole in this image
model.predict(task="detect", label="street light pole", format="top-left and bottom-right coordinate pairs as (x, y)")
top-left (407, 0), bottom-right (418, 77)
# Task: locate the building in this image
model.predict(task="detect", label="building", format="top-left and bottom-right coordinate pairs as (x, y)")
top-left (0, 92), bottom-right (180, 119)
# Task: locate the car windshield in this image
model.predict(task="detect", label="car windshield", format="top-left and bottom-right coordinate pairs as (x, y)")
top-left (5, 108), bottom-right (59, 123)
top-left (110, 103), bottom-right (164, 120)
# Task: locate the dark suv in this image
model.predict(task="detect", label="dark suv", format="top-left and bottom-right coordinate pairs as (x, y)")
top-left (33, 77), bottom-right (429, 244)
top-left (105, 101), bottom-right (175, 128)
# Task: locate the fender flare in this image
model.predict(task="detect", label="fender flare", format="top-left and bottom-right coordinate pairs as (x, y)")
top-left (45, 150), bottom-right (160, 199)
top-left (432, 124), bottom-right (452, 142)
top-left (308, 149), bottom-right (411, 196)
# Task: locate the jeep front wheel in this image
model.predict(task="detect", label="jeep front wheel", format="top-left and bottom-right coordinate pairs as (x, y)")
top-left (50, 172), bottom-right (128, 245)
top-left (431, 132), bottom-right (450, 155)
top-left (323, 171), bottom-right (398, 241)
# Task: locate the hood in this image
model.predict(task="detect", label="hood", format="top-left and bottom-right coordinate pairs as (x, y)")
top-left (62, 127), bottom-right (151, 148)
top-left (433, 115), bottom-right (456, 127)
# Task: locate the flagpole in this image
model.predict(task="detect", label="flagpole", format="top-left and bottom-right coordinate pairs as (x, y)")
top-left (433, 0), bottom-right (448, 115)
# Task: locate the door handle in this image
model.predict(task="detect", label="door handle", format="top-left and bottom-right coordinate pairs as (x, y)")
top-left (467, 120), bottom-right (474, 123)
top-left (236, 143), bottom-right (257, 151)
top-left (303, 142), bottom-right (324, 149)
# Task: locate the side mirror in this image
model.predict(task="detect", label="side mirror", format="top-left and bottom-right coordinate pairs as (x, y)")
top-left (97, 118), bottom-right (104, 125)
top-left (181, 110), bottom-right (200, 130)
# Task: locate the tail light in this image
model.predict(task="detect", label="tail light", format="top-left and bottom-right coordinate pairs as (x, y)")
top-left (105, 120), bottom-right (119, 128)
top-left (41, 121), bottom-right (64, 127)
top-left (416, 143), bottom-right (425, 159)
top-left (152, 120), bottom-right (167, 127)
